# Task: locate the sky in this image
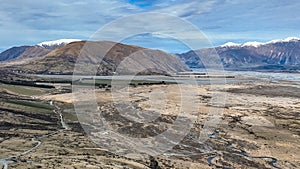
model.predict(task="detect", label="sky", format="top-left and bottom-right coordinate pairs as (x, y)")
top-left (0, 0), bottom-right (299, 53)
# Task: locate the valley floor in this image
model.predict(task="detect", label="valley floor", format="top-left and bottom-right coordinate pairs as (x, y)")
top-left (0, 76), bottom-right (299, 169)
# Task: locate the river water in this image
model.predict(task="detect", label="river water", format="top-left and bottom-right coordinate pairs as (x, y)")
top-left (192, 69), bottom-right (300, 83)
top-left (33, 70), bottom-right (300, 85)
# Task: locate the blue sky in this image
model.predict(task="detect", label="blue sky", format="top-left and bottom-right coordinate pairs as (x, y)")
top-left (0, 0), bottom-right (299, 53)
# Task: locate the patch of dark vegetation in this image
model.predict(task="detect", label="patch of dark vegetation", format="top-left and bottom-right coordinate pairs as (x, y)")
top-left (0, 121), bottom-right (57, 131)
top-left (154, 114), bottom-right (177, 124)
top-left (0, 79), bottom-right (54, 89)
top-left (264, 107), bottom-right (300, 120)
top-left (222, 152), bottom-right (269, 169)
top-left (99, 104), bottom-right (180, 138)
top-left (0, 91), bottom-right (30, 100)
top-left (228, 85), bottom-right (300, 98)
top-left (226, 115), bottom-right (242, 128)
top-left (149, 156), bottom-right (161, 169)
top-left (34, 79), bottom-right (72, 84)
top-left (0, 132), bottom-right (20, 138)
top-left (67, 122), bottom-right (85, 133)
top-left (230, 138), bottom-right (259, 150)
top-left (0, 107), bottom-right (57, 122)
top-left (136, 81), bottom-right (167, 86)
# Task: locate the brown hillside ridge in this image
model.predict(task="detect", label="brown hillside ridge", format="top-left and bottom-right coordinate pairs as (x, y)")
top-left (9, 40), bottom-right (189, 75)
top-left (0, 46), bottom-right (51, 64)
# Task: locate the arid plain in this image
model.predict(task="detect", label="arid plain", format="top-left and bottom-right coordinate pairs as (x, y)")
top-left (0, 73), bottom-right (299, 169)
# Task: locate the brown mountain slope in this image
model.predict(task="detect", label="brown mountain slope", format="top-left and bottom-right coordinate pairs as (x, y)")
top-left (14, 40), bottom-right (189, 75)
top-left (18, 46), bottom-right (51, 60)
top-left (0, 46), bottom-right (51, 63)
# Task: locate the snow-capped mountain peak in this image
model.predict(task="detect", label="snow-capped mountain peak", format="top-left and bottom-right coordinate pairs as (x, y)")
top-left (220, 41), bottom-right (264, 48)
top-left (37, 39), bottom-right (81, 49)
top-left (220, 37), bottom-right (300, 48)
top-left (241, 41), bottom-right (264, 48)
top-left (266, 37), bottom-right (300, 44)
top-left (220, 42), bottom-right (240, 47)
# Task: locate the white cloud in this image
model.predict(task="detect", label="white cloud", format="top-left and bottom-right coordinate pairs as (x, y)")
top-left (0, 0), bottom-right (140, 48)
top-left (0, 0), bottom-right (299, 52)
top-left (154, 0), bottom-right (218, 19)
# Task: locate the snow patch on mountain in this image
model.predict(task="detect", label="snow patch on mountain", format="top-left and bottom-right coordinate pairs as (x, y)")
top-left (37, 39), bottom-right (81, 48)
top-left (220, 42), bottom-right (240, 47)
top-left (241, 41), bottom-right (264, 48)
top-left (220, 37), bottom-right (300, 48)
top-left (266, 37), bottom-right (300, 44)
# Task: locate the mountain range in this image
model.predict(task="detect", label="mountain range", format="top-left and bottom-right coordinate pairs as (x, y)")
top-left (0, 40), bottom-right (188, 75)
top-left (0, 37), bottom-right (300, 74)
top-left (177, 37), bottom-right (300, 71)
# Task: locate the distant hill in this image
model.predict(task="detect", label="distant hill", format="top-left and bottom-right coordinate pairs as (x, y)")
top-left (4, 37), bottom-right (299, 74)
top-left (0, 39), bottom-right (79, 63)
top-left (177, 37), bottom-right (300, 71)
top-left (1, 40), bottom-right (189, 75)
top-left (0, 46), bottom-right (51, 62)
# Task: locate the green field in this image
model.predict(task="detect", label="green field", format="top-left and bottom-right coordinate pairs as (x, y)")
top-left (0, 83), bottom-right (46, 96)
top-left (0, 100), bottom-right (54, 115)
top-left (5, 99), bottom-right (53, 110)
top-left (77, 78), bottom-right (176, 86)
